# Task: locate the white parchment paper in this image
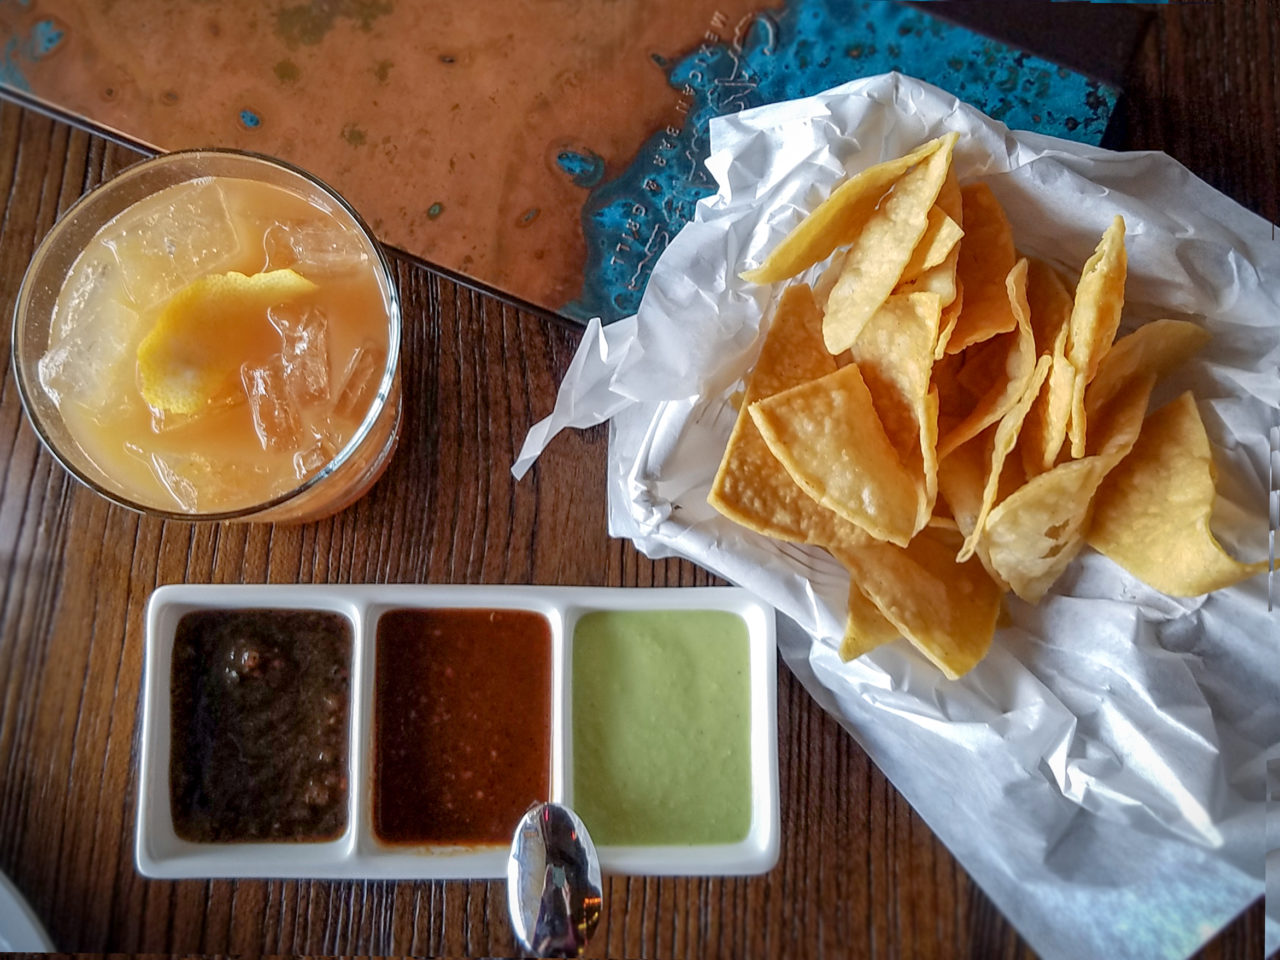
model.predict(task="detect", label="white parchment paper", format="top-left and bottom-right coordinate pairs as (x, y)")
top-left (514, 74), bottom-right (1280, 960)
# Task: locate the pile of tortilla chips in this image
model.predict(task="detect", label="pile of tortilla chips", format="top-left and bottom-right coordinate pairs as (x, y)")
top-left (712, 134), bottom-right (1266, 679)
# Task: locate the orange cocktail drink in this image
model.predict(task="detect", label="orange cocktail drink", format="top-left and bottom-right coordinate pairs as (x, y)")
top-left (13, 150), bottom-right (401, 522)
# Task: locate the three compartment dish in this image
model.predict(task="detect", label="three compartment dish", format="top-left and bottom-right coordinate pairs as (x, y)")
top-left (136, 584), bottom-right (779, 878)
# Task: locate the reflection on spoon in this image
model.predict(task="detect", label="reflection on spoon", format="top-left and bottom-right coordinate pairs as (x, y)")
top-left (507, 801), bottom-right (602, 958)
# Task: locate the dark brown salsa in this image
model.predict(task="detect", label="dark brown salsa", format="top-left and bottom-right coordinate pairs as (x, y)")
top-left (373, 607), bottom-right (552, 845)
top-left (169, 608), bottom-right (352, 842)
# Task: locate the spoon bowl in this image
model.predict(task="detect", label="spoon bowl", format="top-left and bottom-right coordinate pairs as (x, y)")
top-left (507, 802), bottom-right (602, 958)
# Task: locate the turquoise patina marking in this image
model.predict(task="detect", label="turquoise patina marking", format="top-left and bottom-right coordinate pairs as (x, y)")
top-left (1, 16), bottom-right (66, 90)
top-left (556, 148), bottom-right (605, 189)
top-left (240, 109), bottom-right (262, 129)
top-left (0, 36), bottom-right (26, 91)
top-left (31, 19), bottom-right (63, 57)
top-left (565, 0), bottom-right (1118, 324)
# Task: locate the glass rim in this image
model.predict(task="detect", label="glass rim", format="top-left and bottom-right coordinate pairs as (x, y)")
top-left (11, 147), bottom-right (402, 522)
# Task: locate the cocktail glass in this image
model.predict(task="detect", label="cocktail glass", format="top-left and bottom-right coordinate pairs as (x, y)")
top-left (11, 149), bottom-right (401, 523)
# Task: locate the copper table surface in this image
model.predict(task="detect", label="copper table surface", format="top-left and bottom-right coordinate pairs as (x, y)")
top-left (0, 2), bottom-right (1275, 957)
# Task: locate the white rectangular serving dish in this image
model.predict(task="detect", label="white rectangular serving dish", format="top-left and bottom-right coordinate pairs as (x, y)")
top-left (137, 584), bottom-right (779, 880)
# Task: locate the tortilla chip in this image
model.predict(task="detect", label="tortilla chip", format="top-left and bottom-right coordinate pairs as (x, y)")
top-left (848, 292), bottom-right (943, 528)
top-left (958, 354), bottom-right (1053, 562)
top-left (897, 246), bottom-right (959, 307)
top-left (750, 363), bottom-right (922, 546)
top-left (1087, 371), bottom-right (1156, 461)
top-left (931, 349), bottom-right (966, 409)
top-left (900, 207), bottom-right (964, 281)
top-left (895, 158), bottom-right (963, 310)
top-left (937, 258), bottom-right (1037, 459)
top-left (983, 458), bottom-right (1106, 602)
top-left (1018, 259), bottom-right (1076, 475)
top-left (1084, 319), bottom-right (1210, 418)
top-left (1066, 216), bottom-right (1128, 457)
top-left (936, 163), bottom-right (963, 224)
top-left (824, 133), bottom-right (959, 354)
top-left (955, 332), bottom-right (1013, 397)
top-left (1088, 392), bottom-right (1267, 595)
top-left (927, 514), bottom-right (961, 533)
top-left (945, 183), bottom-right (1017, 354)
top-left (742, 137), bottom-right (950, 284)
top-left (933, 280), bottom-right (965, 358)
top-left (709, 285), bottom-right (870, 551)
top-left (937, 435), bottom-right (986, 539)
top-left (1023, 259), bottom-right (1071, 350)
top-left (983, 370), bottom-right (1155, 602)
top-left (839, 581), bottom-right (902, 662)
top-left (936, 432), bottom-right (1010, 588)
top-left (813, 247), bottom-right (849, 312)
top-left (833, 527), bottom-right (1003, 680)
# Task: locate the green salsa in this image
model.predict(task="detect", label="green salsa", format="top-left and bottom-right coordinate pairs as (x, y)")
top-left (571, 609), bottom-right (752, 846)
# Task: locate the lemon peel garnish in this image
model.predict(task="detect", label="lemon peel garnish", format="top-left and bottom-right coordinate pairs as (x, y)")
top-left (137, 269), bottom-right (317, 414)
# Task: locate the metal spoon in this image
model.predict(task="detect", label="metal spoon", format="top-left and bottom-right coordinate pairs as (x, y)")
top-left (507, 802), bottom-right (602, 958)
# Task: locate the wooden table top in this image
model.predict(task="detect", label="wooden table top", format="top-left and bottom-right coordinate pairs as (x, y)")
top-left (0, 2), bottom-right (1274, 957)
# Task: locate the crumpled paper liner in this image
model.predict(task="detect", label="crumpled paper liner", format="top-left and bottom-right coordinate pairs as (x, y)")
top-left (514, 73), bottom-right (1280, 960)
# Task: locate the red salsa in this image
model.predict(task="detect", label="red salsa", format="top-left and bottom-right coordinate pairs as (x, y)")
top-left (373, 607), bottom-right (552, 845)
top-left (169, 608), bottom-right (352, 842)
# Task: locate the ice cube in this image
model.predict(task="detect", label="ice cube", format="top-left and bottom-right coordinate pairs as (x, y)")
top-left (50, 246), bottom-right (128, 340)
top-left (269, 304), bottom-right (331, 403)
top-left (332, 341), bottom-right (387, 423)
top-left (147, 451), bottom-right (201, 512)
top-left (148, 450), bottom-right (273, 512)
top-left (292, 428), bottom-right (341, 481)
top-left (241, 356), bottom-right (301, 452)
top-left (263, 217), bottom-right (370, 278)
top-left (100, 178), bottom-right (243, 310)
top-left (261, 222), bottom-right (300, 271)
top-left (38, 247), bottom-right (141, 412)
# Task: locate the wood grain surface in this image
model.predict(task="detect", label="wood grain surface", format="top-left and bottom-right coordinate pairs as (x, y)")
top-left (0, 2), bottom-right (1274, 957)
